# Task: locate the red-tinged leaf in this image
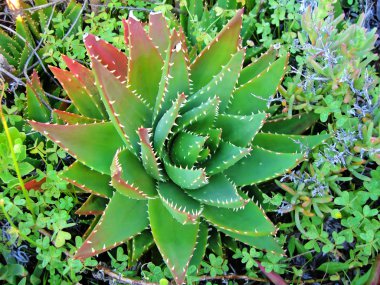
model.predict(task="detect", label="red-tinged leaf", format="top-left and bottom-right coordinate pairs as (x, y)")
top-left (29, 121), bottom-right (124, 175)
top-left (23, 177), bottom-right (46, 191)
top-left (50, 66), bottom-right (103, 119)
top-left (257, 261), bottom-right (288, 285)
top-left (75, 192), bottom-right (148, 259)
top-left (91, 57), bottom-right (151, 155)
top-left (62, 55), bottom-right (107, 118)
top-left (149, 12), bottom-right (170, 57)
top-left (111, 149), bottom-right (157, 199)
top-left (149, 198), bottom-right (199, 285)
top-left (60, 161), bottom-right (114, 198)
top-left (53, 110), bottom-right (99, 124)
top-left (75, 194), bottom-right (107, 216)
top-left (125, 15), bottom-right (163, 107)
top-left (190, 9), bottom-right (243, 92)
top-left (83, 34), bottom-right (128, 83)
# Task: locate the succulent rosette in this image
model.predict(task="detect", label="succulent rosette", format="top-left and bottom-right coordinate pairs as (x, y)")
top-left (27, 10), bottom-right (328, 284)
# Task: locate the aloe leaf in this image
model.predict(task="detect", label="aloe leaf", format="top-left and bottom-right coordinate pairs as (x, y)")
top-left (190, 9), bottom-right (243, 91)
top-left (60, 161), bottom-right (114, 198)
top-left (176, 96), bottom-right (220, 133)
top-left (62, 55), bottom-right (107, 118)
top-left (185, 174), bottom-right (247, 208)
top-left (29, 121), bottom-right (124, 175)
top-left (203, 141), bottom-right (251, 175)
top-left (53, 110), bottom-right (99, 125)
top-left (189, 221), bottom-right (209, 269)
top-left (186, 49), bottom-right (244, 112)
top-left (50, 66), bottom-right (103, 119)
top-left (153, 31), bottom-right (190, 124)
top-left (83, 34), bottom-right (128, 83)
top-left (203, 195), bottom-right (276, 236)
top-left (131, 230), bottom-right (154, 263)
top-left (158, 182), bottom-right (202, 224)
top-left (225, 146), bottom-right (305, 186)
top-left (125, 15), bottom-right (163, 107)
top-left (138, 128), bottom-right (163, 181)
top-left (90, 56), bottom-right (151, 155)
top-left (154, 93), bottom-right (186, 156)
top-left (170, 131), bottom-right (207, 168)
top-left (197, 128), bottom-right (222, 153)
top-left (228, 55), bottom-right (289, 114)
top-left (111, 149), bottom-right (157, 199)
top-left (26, 72), bottom-right (50, 122)
top-left (148, 198), bottom-right (199, 285)
top-left (75, 195), bottom-right (107, 216)
top-left (217, 227), bottom-right (284, 254)
top-left (215, 113), bottom-right (267, 147)
top-left (149, 12), bottom-right (171, 57)
top-left (163, 152), bottom-right (209, 190)
top-left (261, 112), bottom-right (320, 134)
top-left (75, 192), bottom-right (148, 259)
top-left (252, 133), bottom-right (331, 153)
top-left (208, 228), bottom-right (224, 257)
top-left (238, 47), bottom-right (278, 85)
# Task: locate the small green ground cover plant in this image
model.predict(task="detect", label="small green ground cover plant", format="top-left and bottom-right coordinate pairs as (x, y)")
top-left (0, 0), bottom-right (379, 284)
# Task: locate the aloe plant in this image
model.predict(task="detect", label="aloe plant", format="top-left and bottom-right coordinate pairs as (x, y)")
top-left (28, 10), bottom-right (328, 284)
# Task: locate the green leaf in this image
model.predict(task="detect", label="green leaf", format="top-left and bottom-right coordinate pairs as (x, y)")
top-left (189, 222), bottom-right (208, 269)
top-left (132, 230), bottom-right (154, 263)
top-left (238, 47), bottom-right (278, 85)
top-left (190, 9), bottom-right (243, 91)
top-left (26, 71), bottom-right (50, 122)
top-left (111, 149), bottom-right (157, 199)
top-left (228, 55), bottom-right (289, 114)
top-left (185, 174), bottom-right (246, 208)
top-left (218, 227), bottom-right (283, 254)
top-left (75, 194), bottom-right (107, 216)
top-left (203, 141), bottom-right (250, 175)
top-left (163, 152), bottom-right (209, 190)
top-left (29, 121), bottom-right (124, 175)
top-left (176, 96), bottom-right (220, 133)
top-left (203, 194), bottom-right (275, 236)
top-left (154, 93), bottom-right (186, 156)
top-left (170, 131), bottom-right (207, 168)
top-left (185, 50), bottom-right (244, 112)
top-left (55, 231), bottom-right (71, 247)
top-left (138, 128), bottom-right (164, 181)
top-left (157, 182), bottom-right (202, 224)
top-left (225, 146), bottom-right (305, 186)
top-left (75, 192), bottom-right (148, 259)
top-left (215, 113), bottom-right (267, 147)
top-left (60, 161), bottom-right (114, 198)
top-left (317, 262), bottom-right (351, 274)
top-left (252, 133), bottom-right (331, 153)
top-left (149, 198), bottom-right (199, 285)
top-left (261, 112), bottom-right (319, 135)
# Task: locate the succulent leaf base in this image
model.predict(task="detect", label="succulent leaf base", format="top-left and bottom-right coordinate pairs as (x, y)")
top-left (28, 10), bottom-right (329, 284)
